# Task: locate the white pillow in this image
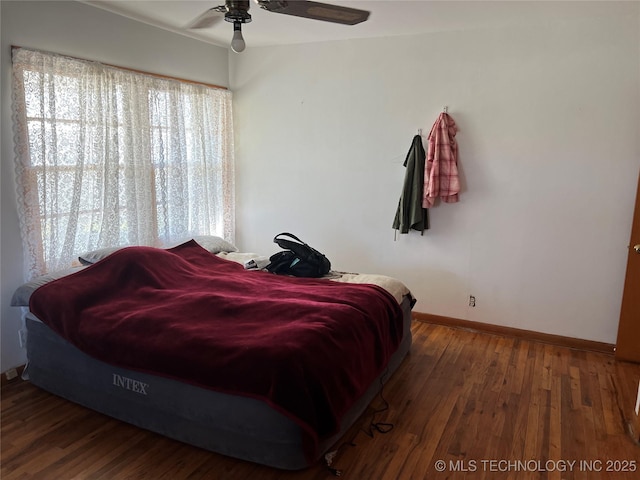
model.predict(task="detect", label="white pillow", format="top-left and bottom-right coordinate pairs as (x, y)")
top-left (167, 236), bottom-right (238, 254)
top-left (193, 235), bottom-right (238, 253)
top-left (78, 246), bottom-right (124, 265)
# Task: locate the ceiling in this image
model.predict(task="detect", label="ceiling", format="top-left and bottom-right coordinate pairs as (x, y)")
top-left (81, 1), bottom-right (615, 51)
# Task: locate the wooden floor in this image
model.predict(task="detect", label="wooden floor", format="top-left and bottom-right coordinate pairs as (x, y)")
top-left (2, 321), bottom-right (639, 479)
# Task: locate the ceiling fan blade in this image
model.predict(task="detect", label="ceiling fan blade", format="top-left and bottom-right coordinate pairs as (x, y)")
top-left (187, 6), bottom-right (227, 29)
top-left (257, 0), bottom-right (370, 25)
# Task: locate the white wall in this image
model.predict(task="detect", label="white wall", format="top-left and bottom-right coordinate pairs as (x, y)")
top-left (230, 3), bottom-right (640, 344)
top-left (0, 0), bottom-right (229, 372)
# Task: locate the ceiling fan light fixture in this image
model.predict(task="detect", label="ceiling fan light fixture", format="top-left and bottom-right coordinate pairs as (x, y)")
top-left (230, 21), bottom-right (246, 53)
top-left (224, 0), bottom-right (252, 23)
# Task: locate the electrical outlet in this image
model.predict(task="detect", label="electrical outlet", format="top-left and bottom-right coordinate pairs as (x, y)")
top-left (469, 295), bottom-right (476, 307)
top-left (18, 329), bottom-right (27, 348)
top-left (5, 368), bottom-right (18, 381)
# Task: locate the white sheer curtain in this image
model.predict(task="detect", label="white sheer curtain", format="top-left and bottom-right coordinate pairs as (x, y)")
top-left (12, 48), bottom-right (235, 279)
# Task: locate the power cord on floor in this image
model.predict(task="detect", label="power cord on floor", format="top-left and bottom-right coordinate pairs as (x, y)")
top-left (324, 368), bottom-right (395, 477)
top-left (362, 368), bottom-right (394, 437)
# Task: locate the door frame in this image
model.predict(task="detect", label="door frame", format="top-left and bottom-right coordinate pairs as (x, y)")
top-left (615, 171), bottom-right (640, 363)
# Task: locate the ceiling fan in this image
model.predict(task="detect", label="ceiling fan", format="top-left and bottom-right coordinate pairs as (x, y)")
top-left (187, 0), bottom-right (370, 53)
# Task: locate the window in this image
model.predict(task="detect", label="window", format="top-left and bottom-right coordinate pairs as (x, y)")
top-left (12, 48), bottom-right (234, 278)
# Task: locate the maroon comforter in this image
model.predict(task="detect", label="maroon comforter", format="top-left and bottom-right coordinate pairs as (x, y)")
top-left (29, 241), bottom-right (404, 458)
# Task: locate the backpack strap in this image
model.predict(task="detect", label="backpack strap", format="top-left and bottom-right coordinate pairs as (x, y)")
top-left (273, 232), bottom-right (309, 252)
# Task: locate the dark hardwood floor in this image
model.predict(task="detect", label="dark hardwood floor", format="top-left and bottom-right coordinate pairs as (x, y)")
top-left (2, 321), bottom-right (639, 479)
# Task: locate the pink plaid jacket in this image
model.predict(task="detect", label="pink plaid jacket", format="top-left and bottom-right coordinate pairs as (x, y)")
top-left (423, 113), bottom-right (460, 208)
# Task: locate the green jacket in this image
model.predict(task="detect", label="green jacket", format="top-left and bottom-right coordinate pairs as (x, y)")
top-left (392, 135), bottom-right (429, 234)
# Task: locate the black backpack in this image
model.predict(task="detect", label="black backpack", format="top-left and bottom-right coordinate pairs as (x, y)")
top-left (265, 233), bottom-right (331, 278)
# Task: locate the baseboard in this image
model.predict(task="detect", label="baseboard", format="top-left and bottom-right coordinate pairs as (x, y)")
top-left (413, 312), bottom-right (616, 355)
top-left (1, 365), bottom-right (26, 386)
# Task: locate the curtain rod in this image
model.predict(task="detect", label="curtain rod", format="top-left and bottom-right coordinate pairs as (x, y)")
top-left (11, 45), bottom-right (228, 91)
